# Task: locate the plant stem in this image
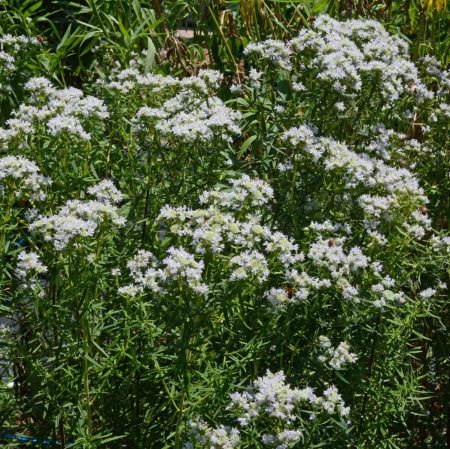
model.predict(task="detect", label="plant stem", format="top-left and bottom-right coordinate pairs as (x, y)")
top-left (358, 314), bottom-right (381, 436)
top-left (82, 295), bottom-right (93, 441)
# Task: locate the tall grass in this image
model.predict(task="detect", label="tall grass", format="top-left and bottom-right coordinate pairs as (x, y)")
top-left (0, 1), bottom-right (448, 89)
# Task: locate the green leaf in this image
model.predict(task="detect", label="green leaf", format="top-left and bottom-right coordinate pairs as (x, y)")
top-left (238, 135), bottom-right (257, 158)
top-left (144, 37), bottom-right (156, 72)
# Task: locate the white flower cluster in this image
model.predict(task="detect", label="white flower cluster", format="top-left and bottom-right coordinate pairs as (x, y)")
top-left (0, 78), bottom-right (108, 145)
top-left (87, 179), bottom-right (124, 204)
top-left (15, 250), bottom-right (47, 278)
top-left (431, 235), bottom-right (450, 253)
top-left (197, 69), bottom-right (224, 91)
top-left (305, 220), bottom-right (351, 235)
top-left (264, 231), bottom-right (303, 267)
top-left (317, 336), bottom-right (357, 370)
top-left (46, 115), bottom-right (90, 140)
top-left (103, 67), bottom-right (221, 95)
top-left (230, 370), bottom-right (348, 447)
top-left (261, 429), bottom-right (302, 449)
top-left (15, 250), bottom-right (47, 292)
top-left (0, 323), bottom-right (12, 337)
top-left (183, 420), bottom-right (240, 449)
top-left (403, 209), bottom-right (432, 240)
top-left (29, 180), bottom-right (125, 250)
top-left (157, 175), bottom-right (412, 310)
top-left (163, 247), bottom-right (209, 295)
top-left (290, 15), bottom-right (431, 102)
top-left (162, 177), bottom-right (301, 263)
top-left (118, 246), bottom-right (208, 297)
top-left (308, 237), bottom-right (368, 276)
top-left (199, 175), bottom-right (274, 211)
top-left (244, 40), bottom-right (292, 71)
top-left (319, 385), bottom-right (349, 415)
top-left (370, 275), bottom-right (405, 308)
top-left (0, 51), bottom-right (15, 74)
top-left (248, 68), bottom-right (263, 88)
top-left (159, 206), bottom-right (265, 254)
top-left (420, 55), bottom-right (450, 98)
top-left (263, 288), bottom-right (295, 308)
top-left (123, 168), bottom-right (419, 312)
top-left (419, 288), bottom-right (437, 300)
top-left (0, 35), bottom-right (41, 77)
top-left (228, 370), bottom-right (349, 424)
top-left (0, 35), bottom-right (40, 48)
top-left (187, 370), bottom-right (349, 449)
top-left (229, 250), bottom-right (269, 282)
top-left (103, 66), bottom-right (240, 144)
top-left (270, 271), bottom-right (331, 307)
top-left (119, 176), bottom-right (305, 302)
top-left (365, 126), bottom-right (407, 161)
top-left (290, 230), bottom-right (409, 308)
top-left (134, 93), bottom-right (241, 144)
top-left (367, 230), bottom-right (388, 246)
top-left (357, 194), bottom-right (397, 221)
top-left (294, 237), bottom-right (368, 304)
top-left (0, 155), bottom-right (50, 200)
top-left (244, 16), bottom-right (434, 103)
top-left (281, 125), bottom-right (316, 149)
top-left (430, 102), bottom-right (450, 122)
top-left (281, 125), bottom-right (428, 229)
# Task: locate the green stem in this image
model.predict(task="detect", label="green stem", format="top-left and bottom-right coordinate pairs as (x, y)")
top-left (82, 300), bottom-right (93, 440)
top-left (0, 192), bottom-right (15, 257)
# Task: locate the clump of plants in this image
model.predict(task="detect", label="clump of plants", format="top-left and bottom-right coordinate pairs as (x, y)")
top-left (0, 12), bottom-right (449, 449)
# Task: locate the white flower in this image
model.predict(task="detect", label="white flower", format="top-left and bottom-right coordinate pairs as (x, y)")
top-left (135, 94), bottom-right (241, 144)
top-left (185, 420), bottom-right (240, 449)
top-left (264, 288), bottom-right (293, 308)
top-left (317, 385), bottom-right (348, 416)
top-left (287, 15), bottom-right (432, 101)
top-left (24, 77), bottom-right (54, 96)
top-left (16, 251), bottom-right (47, 278)
top-left (0, 155), bottom-right (50, 201)
top-left (318, 336), bottom-right (358, 370)
top-left (47, 115), bottom-right (91, 140)
top-left (228, 369), bottom-right (349, 430)
top-left (0, 80), bottom-right (108, 146)
top-left (199, 175), bottom-right (274, 211)
top-left (198, 69), bottom-right (223, 90)
top-left (419, 288), bottom-right (436, 300)
top-left (248, 68), bottom-right (263, 88)
top-left (30, 182), bottom-right (125, 250)
top-left (120, 247), bottom-right (208, 296)
top-left (118, 284), bottom-right (143, 298)
top-left (367, 230), bottom-right (388, 246)
top-left (229, 250), bottom-right (269, 282)
top-left (230, 84), bottom-right (242, 94)
top-left (87, 179), bottom-right (124, 204)
top-left (292, 81), bottom-right (306, 92)
top-left (307, 237), bottom-right (369, 277)
top-left (162, 247), bottom-right (209, 295)
top-left (244, 40), bottom-right (292, 70)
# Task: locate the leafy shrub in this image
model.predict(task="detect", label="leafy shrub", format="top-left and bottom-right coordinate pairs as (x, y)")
top-left (0, 12), bottom-right (449, 449)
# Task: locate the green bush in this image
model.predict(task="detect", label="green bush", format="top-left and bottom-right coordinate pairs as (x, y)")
top-left (0, 3), bottom-right (449, 449)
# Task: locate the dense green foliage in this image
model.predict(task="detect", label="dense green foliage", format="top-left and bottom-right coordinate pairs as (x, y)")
top-left (0, 2), bottom-right (449, 449)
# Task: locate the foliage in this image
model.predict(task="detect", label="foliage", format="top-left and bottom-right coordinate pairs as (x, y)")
top-left (0, 2), bottom-right (449, 449)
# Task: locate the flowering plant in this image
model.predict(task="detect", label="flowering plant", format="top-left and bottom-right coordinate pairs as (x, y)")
top-left (0, 13), bottom-right (448, 449)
